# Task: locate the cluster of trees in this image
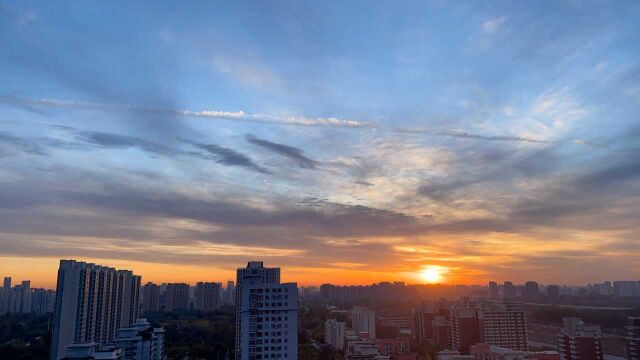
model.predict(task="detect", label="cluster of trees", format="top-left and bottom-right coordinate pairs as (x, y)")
top-left (146, 308), bottom-right (235, 360)
top-left (531, 306), bottom-right (636, 332)
top-left (0, 313), bottom-right (51, 360)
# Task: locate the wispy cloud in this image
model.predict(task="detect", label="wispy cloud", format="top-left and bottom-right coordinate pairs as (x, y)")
top-left (213, 56), bottom-right (287, 93)
top-left (482, 16), bottom-right (507, 34)
top-left (246, 134), bottom-right (317, 169)
top-left (0, 95), bottom-right (367, 128)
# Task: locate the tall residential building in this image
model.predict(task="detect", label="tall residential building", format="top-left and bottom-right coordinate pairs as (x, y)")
top-left (628, 317), bottom-right (640, 360)
top-left (415, 302), bottom-right (438, 343)
top-left (50, 260), bottom-right (141, 360)
top-left (195, 282), bottom-right (221, 312)
top-left (325, 319), bottom-right (347, 351)
top-left (0, 277), bottom-right (11, 314)
top-left (235, 261), bottom-right (297, 360)
top-left (433, 315), bottom-right (452, 349)
top-left (478, 301), bottom-right (528, 351)
top-left (613, 281), bottom-right (640, 297)
top-left (142, 282), bottom-right (160, 313)
top-left (488, 282), bottom-right (498, 299)
top-left (503, 282), bottom-right (515, 299)
top-left (8, 280), bottom-right (32, 313)
top-left (31, 288), bottom-right (56, 314)
top-left (225, 281), bottom-right (235, 305)
top-left (352, 306), bottom-right (377, 339)
top-left (525, 281), bottom-right (540, 303)
top-left (547, 285), bottom-right (560, 299)
top-left (164, 283), bottom-right (190, 311)
top-left (450, 308), bottom-right (483, 354)
top-left (557, 318), bottom-right (603, 360)
top-left (113, 318), bottom-right (166, 360)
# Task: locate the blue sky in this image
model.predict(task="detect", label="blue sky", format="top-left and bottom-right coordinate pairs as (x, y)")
top-left (1, 1), bottom-right (639, 286)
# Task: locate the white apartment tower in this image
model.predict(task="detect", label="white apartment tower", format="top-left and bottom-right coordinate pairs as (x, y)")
top-left (351, 306), bottom-right (376, 339)
top-left (235, 261), bottom-right (297, 360)
top-left (50, 260), bottom-right (141, 360)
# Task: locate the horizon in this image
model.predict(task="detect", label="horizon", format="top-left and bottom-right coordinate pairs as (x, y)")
top-left (1, 2), bottom-right (640, 287)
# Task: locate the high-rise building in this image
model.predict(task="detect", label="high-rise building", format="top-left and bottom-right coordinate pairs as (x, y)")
top-left (557, 318), bottom-right (603, 360)
top-left (433, 315), bottom-right (452, 349)
top-left (325, 319), bottom-right (347, 351)
top-left (628, 316), bottom-right (640, 360)
top-left (488, 282), bottom-right (498, 299)
top-left (415, 302), bottom-right (438, 343)
top-left (225, 281), bottom-right (235, 305)
top-left (503, 282), bottom-right (515, 299)
top-left (164, 283), bottom-right (190, 311)
top-left (547, 285), bottom-right (560, 299)
top-left (50, 260), bottom-right (141, 360)
top-left (31, 288), bottom-right (56, 314)
top-left (195, 282), bottom-right (221, 312)
top-left (525, 281), bottom-right (540, 302)
top-left (613, 281), bottom-right (640, 297)
top-left (0, 277), bottom-right (11, 314)
top-left (351, 306), bottom-right (377, 339)
top-left (113, 318), bottom-right (166, 360)
top-left (7, 280), bottom-right (32, 313)
top-left (478, 301), bottom-right (528, 351)
top-left (142, 282), bottom-right (160, 313)
top-left (450, 307), bottom-right (483, 354)
top-left (235, 261), bottom-right (297, 360)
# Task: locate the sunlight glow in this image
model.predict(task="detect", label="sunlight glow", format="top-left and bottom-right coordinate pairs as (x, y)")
top-left (420, 265), bottom-right (448, 283)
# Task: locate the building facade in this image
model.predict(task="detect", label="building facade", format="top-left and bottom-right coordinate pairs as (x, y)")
top-left (557, 318), bottom-right (603, 360)
top-left (50, 260), bottom-right (141, 360)
top-left (352, 306), bottom-right (377, 339)
top-left (235, 261), bottom-right (297, 360)
top-left (194, 282), bottom-right (221, 312)
top-left (325, 319), bottom-right (347, 351)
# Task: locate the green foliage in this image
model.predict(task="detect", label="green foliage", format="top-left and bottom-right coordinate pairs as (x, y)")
top-left (0, 314), bottom-right (51, 360)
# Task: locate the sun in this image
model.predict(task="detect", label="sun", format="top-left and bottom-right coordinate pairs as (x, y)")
top-left (420, 265), bottom-right (447, 283)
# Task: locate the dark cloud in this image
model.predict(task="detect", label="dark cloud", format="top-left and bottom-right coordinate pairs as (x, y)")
top-left (0, 131), bottom-right (47, 156)
top-left (77, 131), bottom-right (178, 156)
top-left (246, 134), bottom-right (317, 169)
top-left (192, 143), bottom-right (272, 174)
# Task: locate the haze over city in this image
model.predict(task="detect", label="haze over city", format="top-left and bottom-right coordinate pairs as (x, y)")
top-left (1, 1), bottom-right (640, 289)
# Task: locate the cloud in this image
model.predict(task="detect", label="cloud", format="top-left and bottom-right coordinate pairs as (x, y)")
top-left (0, 131), bottom-right (47, 156)
top-left (0, 95), bottom-right (368, 128)
top-left (191, 142), bottom-right (272, 174)
top-left (213, 56), bottom-right (287, 93)
top-left (77, 131), bottom-right (177, 156)
top-left (246, 134), bottom-right (317, 169)
top-left (482, 16), bottom-right (507, 34)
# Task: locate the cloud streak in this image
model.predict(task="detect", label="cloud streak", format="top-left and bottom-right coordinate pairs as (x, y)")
top-left (0, 95), bottom-right (367, 128)
top-left (246, 134), bottom-right (317, 169)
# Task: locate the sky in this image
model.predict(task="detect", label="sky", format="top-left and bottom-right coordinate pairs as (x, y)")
top-left (1, 1), bottom-right (639, 288)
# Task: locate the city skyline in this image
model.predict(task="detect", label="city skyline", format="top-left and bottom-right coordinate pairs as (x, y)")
top-left (2, 2), bottom-right (640, 286)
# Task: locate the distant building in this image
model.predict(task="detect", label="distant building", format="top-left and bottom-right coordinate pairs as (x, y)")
top-left (31, 288), bottom-right (56, 314)
top-left (450, 307), bottom-right (483, 354)
top-left (325, 319), bottom-right (347, 351)
top-left (433, 315), bottom-right (451, 348)
top-left (164, 283), bottom-right (189, 311)
top-left (352, 306), bottom-right (377, 339)
top-left (524, 282), bottom-right (539, 302)
top-left (557, 318), bottom-right (603, 360)
top-left (546, 285), bottom-right (560, 299)
top-left (225, 281), bottom-right (235, 305)
top-left (437, 350), bottom-right (475, 360)
top-left (628, 316), bottom-right (640, 360)
top-left (113, 318), bottom-right (165, 360)
top-left (478, 301), bottom-right (528, 351)
top-left (415, 302), bottom-right (437, 343)
top-left (142, 283), bottom-right (160, 313)
top-left (194, 282), bottom-right (220, 312)
top-left (235, 261), bottom-right (297, 360)
top-left (50, 260), bottom-right (141, 360)
top-left (470, 343), bottom-right (559, 360)
top-left (613, 281), bottom-right (639, 297)
top-left (503, 282), bottom-right (516, 299)
top-left (488, 282), bottom-right (498, 299)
